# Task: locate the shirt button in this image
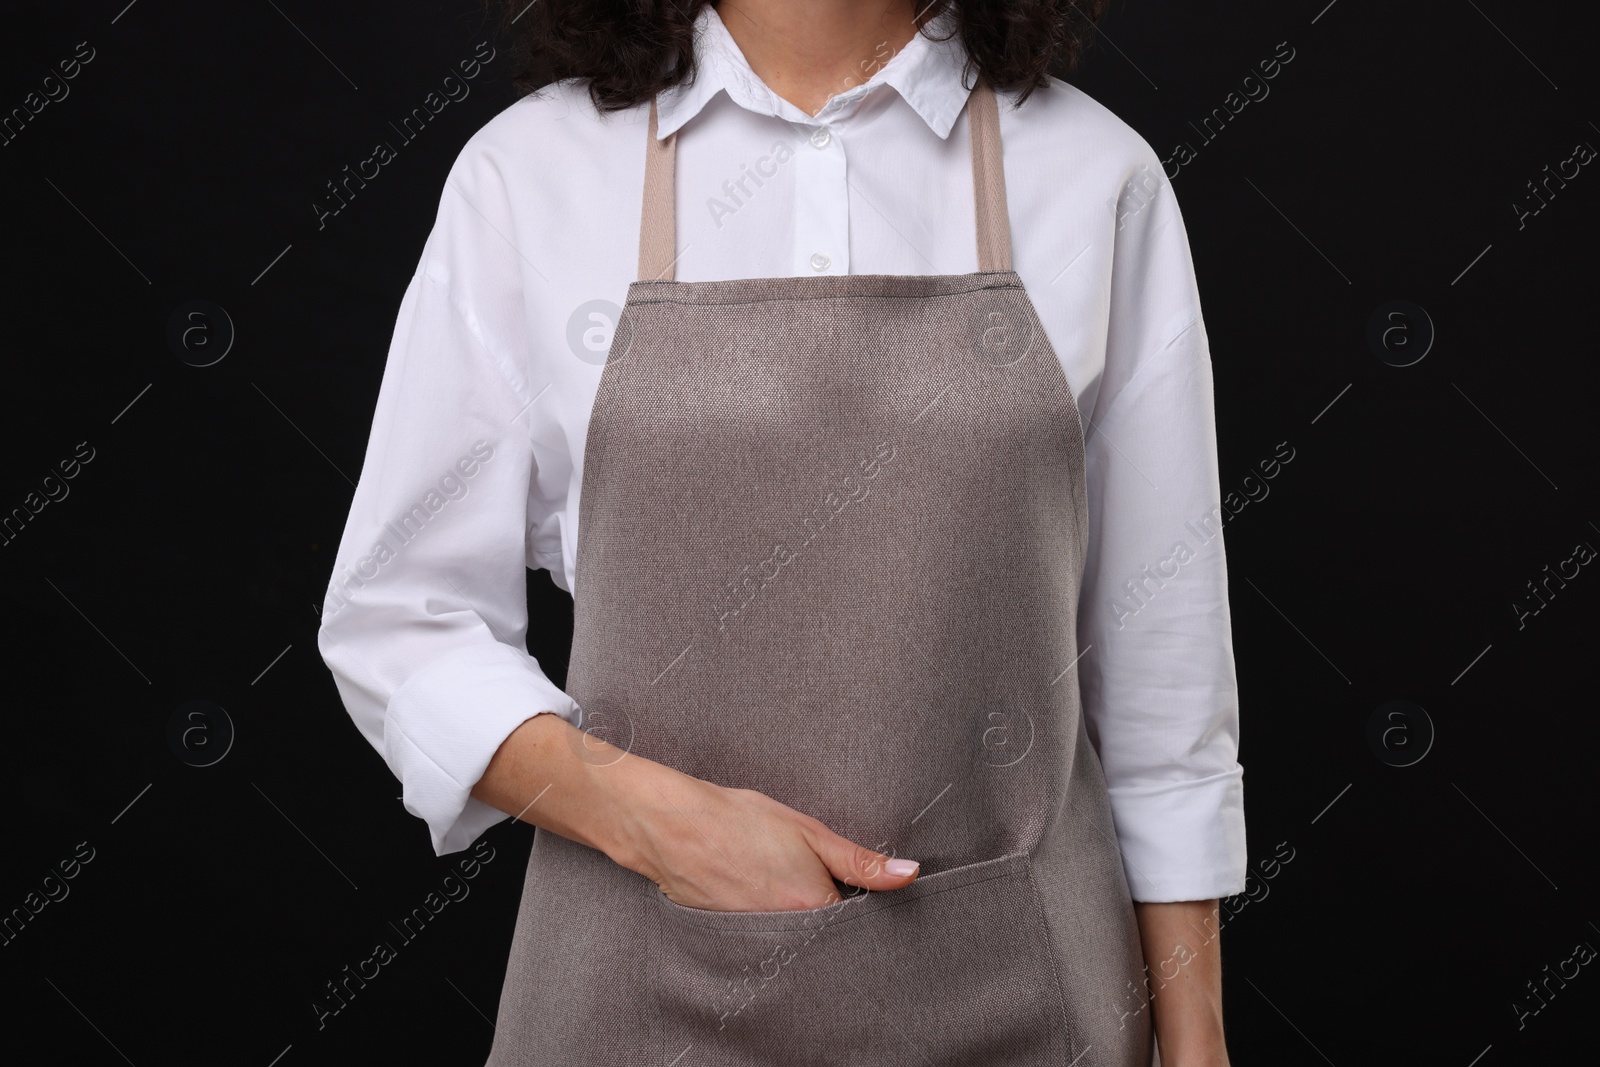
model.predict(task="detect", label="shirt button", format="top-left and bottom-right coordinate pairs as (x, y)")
top-left (809, 125), bottom-right (833, 148)
top-left (810, 252), bottom-right (831, 272)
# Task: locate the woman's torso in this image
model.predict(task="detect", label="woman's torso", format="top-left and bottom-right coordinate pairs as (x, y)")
top-left (416, 25), bottom-right (1172, 596)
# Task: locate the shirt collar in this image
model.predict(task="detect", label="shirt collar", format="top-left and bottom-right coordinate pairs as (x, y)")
top-left (655, 3), bottom-right (972, 140)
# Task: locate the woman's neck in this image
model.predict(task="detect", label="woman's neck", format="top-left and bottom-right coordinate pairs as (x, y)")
top-left (712, 0), bottom-right (926, 116)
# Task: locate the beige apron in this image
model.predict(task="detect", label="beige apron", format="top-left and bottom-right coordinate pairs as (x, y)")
top-left (486, 78), bottom-right (1159, 1067)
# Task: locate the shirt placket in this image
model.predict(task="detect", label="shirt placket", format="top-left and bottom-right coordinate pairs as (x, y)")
top-left (792, 103), bottom-right (854, 276)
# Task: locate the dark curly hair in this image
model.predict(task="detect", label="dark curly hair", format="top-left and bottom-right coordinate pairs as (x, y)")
top-left (483, 0), bottom-right (1107, 113)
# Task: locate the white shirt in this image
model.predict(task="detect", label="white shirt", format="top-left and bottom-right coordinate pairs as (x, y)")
top-left (317, 4), bottom-right (1247, 903)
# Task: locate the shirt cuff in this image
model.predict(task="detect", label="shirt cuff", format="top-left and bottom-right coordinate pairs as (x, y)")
top-left (1106, 766), bottom-right (1247, 902)
top-left (383, 641), bottom-right (582, 856)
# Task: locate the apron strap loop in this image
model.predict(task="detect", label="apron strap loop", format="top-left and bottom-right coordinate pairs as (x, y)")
top-left (639, 89), bottom-right (679, 282)
top-left (638, 75), bottom-right (1011, 282)
top-left (969, 75), bottom-right (1013, 273)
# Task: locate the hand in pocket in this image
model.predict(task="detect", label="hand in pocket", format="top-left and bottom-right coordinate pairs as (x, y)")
top-left (620, 771), bottom-right (919, 913)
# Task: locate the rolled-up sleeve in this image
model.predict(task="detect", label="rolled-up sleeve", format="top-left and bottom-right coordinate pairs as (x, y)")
top-left (317, 145), bottom-right (580, 858)
top-left (1076, 146), bottom-right (1248, 902)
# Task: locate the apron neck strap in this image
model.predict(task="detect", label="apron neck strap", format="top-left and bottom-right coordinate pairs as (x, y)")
top-left (638, 76), bottom-right (1012, 282)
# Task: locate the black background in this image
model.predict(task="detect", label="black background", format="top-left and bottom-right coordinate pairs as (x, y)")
top-left (1, 1), bottom-right (1594, 1064)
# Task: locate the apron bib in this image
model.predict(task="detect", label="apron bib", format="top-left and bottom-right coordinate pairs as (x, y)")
top-left (486, 78), bottom-right (1159, 1067)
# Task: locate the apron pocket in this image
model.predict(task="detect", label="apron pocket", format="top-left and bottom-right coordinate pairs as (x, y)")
top-left (648, 850), bottom-right (1071, 1066)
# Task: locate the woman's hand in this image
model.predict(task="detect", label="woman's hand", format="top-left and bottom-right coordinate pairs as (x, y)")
top-left (612, 765), bottom-right (921, 913)
top-left (471, 712), bottom-right (919, 914)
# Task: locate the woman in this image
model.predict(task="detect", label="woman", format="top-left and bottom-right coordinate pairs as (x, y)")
top-left (318, 1), bottom-right (1246, 1064)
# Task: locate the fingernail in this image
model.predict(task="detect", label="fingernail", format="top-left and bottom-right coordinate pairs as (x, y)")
top-left (884, 858), bottom-right (919, 877)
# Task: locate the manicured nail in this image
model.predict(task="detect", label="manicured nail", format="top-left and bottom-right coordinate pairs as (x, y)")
top-left (884, 858), bottom-right (919, 877)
